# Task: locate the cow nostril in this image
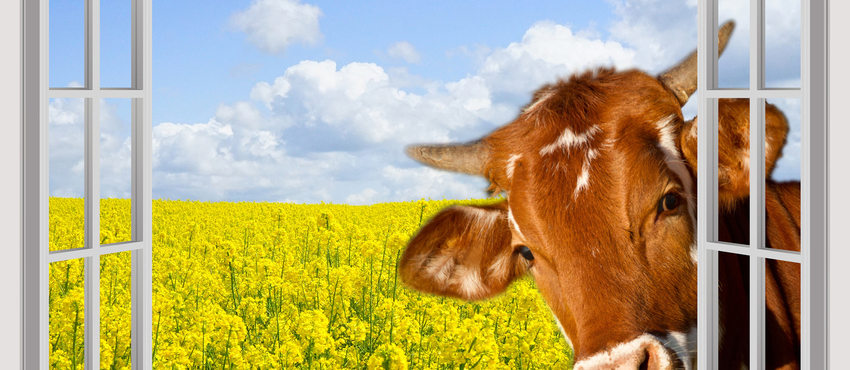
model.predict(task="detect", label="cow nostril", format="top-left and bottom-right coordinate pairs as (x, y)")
top-left (638, 354), bottom-right (650, 370)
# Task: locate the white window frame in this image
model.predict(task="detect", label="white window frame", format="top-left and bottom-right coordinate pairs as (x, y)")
top-left (696, 0), bottom-right (828, 369)
top-left (22, 0), bottom-right (153, 369)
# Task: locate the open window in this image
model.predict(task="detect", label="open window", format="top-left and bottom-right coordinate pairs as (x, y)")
top-left (23, 0), bottom-right (153, 369)
top-left (696, 0), bottom-right (827, 368)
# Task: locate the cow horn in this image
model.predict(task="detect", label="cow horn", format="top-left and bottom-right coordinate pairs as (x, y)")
top-left (659, 20), bottom-right (735, 106)
top-left (405, 141), bottom-right (489, 176)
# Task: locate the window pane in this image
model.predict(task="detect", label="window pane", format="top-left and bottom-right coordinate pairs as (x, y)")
top-left (50, 258), bottom-right (86, 369)
top-left (764, 0), bottom-right (801, 88)
top-left (764, 258), bottom-right (801, 368)
top-left (49, 0), bottom-right (86, 88)
top-left (50, 98), bottom-right (86, 252)
top-left (100, 0), bottom-right (133, 88)
top-left (765, 98), bottom-right (800, 251)
top-left (716, 98), bottom-right (750, 246)
top-left (101, 251), bottom-right (133, 369)
top-left (101, 99), bottom-right (132, 244)
top-left (718, 0), bottom-right (749, 88)
top-left (718, 251), bottom-right (750, 368)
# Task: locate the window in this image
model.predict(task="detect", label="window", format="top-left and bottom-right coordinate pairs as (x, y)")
top-left (696, 0), bottom-right (827, 369)
top-left (23, 0), bottom-right (153, 369)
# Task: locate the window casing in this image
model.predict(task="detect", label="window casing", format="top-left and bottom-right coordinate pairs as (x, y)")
top-left (696, 0), bottom-right (828, 369)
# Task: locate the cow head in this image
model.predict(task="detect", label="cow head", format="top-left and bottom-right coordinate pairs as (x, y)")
top-left (399, 21), bottom-right (791, 370)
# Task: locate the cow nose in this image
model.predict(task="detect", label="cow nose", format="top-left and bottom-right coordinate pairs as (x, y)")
top-left (573, 335), bottom-right (680, 370)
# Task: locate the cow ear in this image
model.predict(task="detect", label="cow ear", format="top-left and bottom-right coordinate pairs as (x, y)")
top-left (678, 99), bottom-right (790, 210)
top-left (398, 201), bottom-right (528, 301)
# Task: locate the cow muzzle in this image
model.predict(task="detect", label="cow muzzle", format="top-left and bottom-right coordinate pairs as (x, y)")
top-left (573, 334), bottom-right (690, 370)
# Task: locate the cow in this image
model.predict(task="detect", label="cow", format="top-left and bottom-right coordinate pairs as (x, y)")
top-left (398, 21), bottom-right (801, 370)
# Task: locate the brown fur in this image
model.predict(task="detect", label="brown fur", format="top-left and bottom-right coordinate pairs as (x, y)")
top-left (400, 67), bottom-right (800, 369)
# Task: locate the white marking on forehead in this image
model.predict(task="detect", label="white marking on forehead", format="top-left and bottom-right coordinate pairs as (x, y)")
top-left (539, 126), bottom-right (602, 156)
top-left (506, 154), bottom-right (522, 180)
top-left (574, 334), bottom-right (672, 370)
top-left (571, 148), bottom-right (600, 198)
top-left (523, 90), bottom-right (555, 114)
top-left (573, 162), bottom-right (591, 199)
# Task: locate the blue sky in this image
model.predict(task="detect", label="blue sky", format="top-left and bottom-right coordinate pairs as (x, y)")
top-left (48, 0), bottom-right (803, 204)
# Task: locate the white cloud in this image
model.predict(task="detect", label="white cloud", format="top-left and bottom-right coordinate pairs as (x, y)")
top-left (143, 3), bottom-right (801, 203)
top-left (249, 59), bottom-right (493, 151)
top-left (230, 0), bottom-right (323, 54)
top-left (606, 0), bottom-right (698, 72)
top-left (346, 188), bottom-right (378, 205)
top-left (387, 41), bottom-right (421, 64)
top-left (475, 21), bottom-right (636, 95)
top-left (381, 166), bottom-right (489, 202)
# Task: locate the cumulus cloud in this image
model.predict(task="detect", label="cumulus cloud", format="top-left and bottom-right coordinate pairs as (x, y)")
top-left (249, 59), bottom-right (500, 152)
top-left (230, 0), bottom-right (323, 54)
top-left (475, 21), bottom-right (636, 96)
top-left (143, 2), bottom-right (801, 203)
top-left (387, 41), bottom-right (421, 64)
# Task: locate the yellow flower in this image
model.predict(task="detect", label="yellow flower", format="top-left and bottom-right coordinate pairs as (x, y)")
top-left (367, 342), bottom-right (408, 370)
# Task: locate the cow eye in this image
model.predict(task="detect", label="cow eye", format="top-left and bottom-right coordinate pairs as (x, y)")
top-left (658, 193), bottom-right (680, 214)
top-left (517, 245), bottom-right (534, 261)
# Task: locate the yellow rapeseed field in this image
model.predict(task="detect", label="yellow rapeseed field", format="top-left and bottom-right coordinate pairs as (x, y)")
top-left (48, 197), bottom-right (573, 370)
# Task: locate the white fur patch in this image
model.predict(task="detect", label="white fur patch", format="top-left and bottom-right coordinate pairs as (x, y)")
top-left (506, 154), bottom-right (522, 180)
top-left (507, 208), bottom-right (525, 241)
top-left (462, 207), bottom-right (499, 230)
top-left (655, 115), bottom-right (679, 158)
top-left (690, 241), bottom-right (698, 265)
top-left (654, 115), bottom-right (697, 263)
top-left (574, 334), bottom-right (673, 370)
top-left (539, 126), bottom-right (602, 156)
top-left (574, 163), bottom-right (591, 198)
top-left (486, 251), bottom-right (512, 283)
top-left (450, 266), bottom-right (487, 298)
top-left (425, 253), bottom-right (454, 284)
top-left (660, 328), bottom-right (697, 370)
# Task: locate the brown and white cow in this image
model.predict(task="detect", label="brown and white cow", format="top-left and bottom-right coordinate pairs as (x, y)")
top-left (399, 21), bottom-right (801, 370)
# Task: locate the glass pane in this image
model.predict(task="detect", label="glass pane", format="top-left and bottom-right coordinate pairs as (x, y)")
top-left (101, 99), bottom-right (133, 244)
top-left (764, 258), bottom-right (801, 368)
top-left (101, 251), bottom-right (132, 369)
top-left (765, 98), bottom-right (801, 251)
top-left (717, 98), bottom-right (750, 246)
top-left (765, 0), bottom-right (801, 88)
top-left (50, 258), bottom-right (86, 369)
top-left (100, 0), bottom-right (133, 88)
top-left (50, 98), bottom-right (86, 252)
top-left (718, 0), bottom-right (750, 88)
top-left (718, 251), bottom-right (750, 368)
top-left (49, 0), bottom-right (86, 88)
